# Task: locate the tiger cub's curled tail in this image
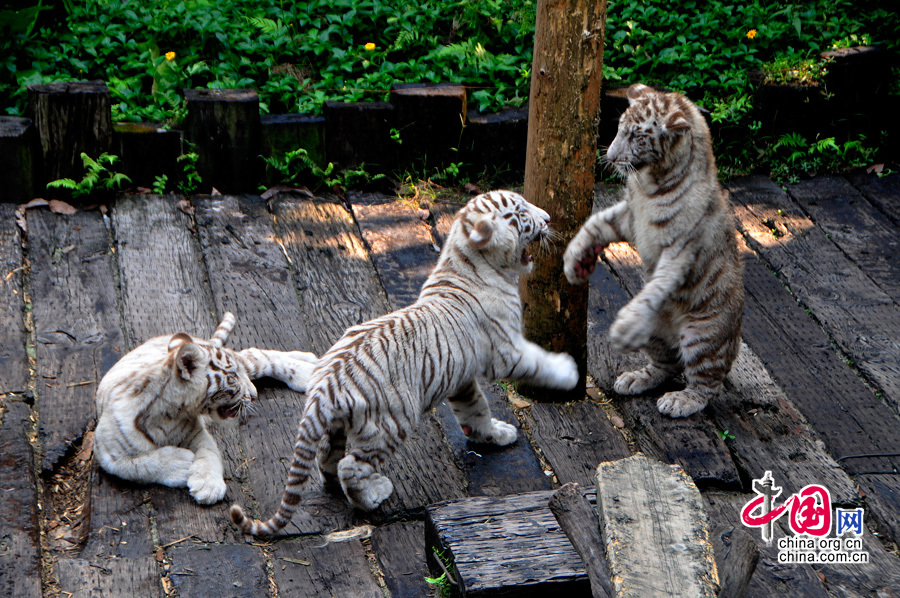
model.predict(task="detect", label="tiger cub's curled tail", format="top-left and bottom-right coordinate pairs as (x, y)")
top-left (230, 190), bottom-right (579, 536)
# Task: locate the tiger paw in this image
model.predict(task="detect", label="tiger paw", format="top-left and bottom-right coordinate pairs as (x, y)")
top-left (563, 241), bottom-right (603, 284)
top-left (187, 467), bottom-right (227, 505)
top-left (657, 389), bottom-right (708, 418)
top-left (609, 303), bottom-right (655, 353)
top-left (543, 351), bottom-right (579, 389)
top-left (348, 473), bottom-right (394, 511)
top-left (157, 446), bottom-right (195, 488)
top-left (282, 358), bottom-right (317, 393)
top-left (464, 418), bottom-right (518, 446)
top-left (614, 364), bottom-right (674, 396)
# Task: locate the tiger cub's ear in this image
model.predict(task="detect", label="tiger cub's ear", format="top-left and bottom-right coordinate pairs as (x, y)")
top-left (626, 83), bottom-right (652, 102)
top-left (467, 216), bottom-right (495, 250)
top-left (664, 111), bottom-right (690, 133)
top-left (168, 333), bottom-right (206, 381)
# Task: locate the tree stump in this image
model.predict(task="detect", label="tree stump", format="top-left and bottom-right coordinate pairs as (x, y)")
top-left (521, 0), bottom-right (608, 400)
top-left (26, 81), bottom-right (112, 191)
top-left (461, 106), bottom-right (529, 184)
top-left (324, 100), bottom-right (395, 171)
top-left (0, 116), bottom-right (37, 203)
top-left (184, 88), bottom-right (261, 193)
top-left (390, 83), bottom-right (467, 171)
top-left (112, 122), bottom-right (183, 189)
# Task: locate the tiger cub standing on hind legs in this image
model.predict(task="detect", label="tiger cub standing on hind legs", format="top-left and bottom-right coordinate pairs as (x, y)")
top-left (564, 83), bottom-right (744, 418)
top-left (94, 312), bottom-right (318, 504)
top-left (231, 191), bottom-right (579, 536)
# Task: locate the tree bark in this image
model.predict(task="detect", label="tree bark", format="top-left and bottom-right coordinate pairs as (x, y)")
top-left (522, 0), bottom-right (607, 400)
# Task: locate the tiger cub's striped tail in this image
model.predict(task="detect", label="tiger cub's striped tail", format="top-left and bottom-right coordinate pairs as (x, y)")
top-left (210, 312), bottom-right (236, 347)
top-left (230, 395), bottom-right (331, 536)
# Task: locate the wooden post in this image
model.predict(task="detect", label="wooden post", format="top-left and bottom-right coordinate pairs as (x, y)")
top-left (324, 100), bottom-right (395, 171)
top-left (184, 88), bottom-right (261, 193)
top-left (26, 81), bottom-right (112, 191)
top-left (549, 482), bottom-right (613, 598)
top-left (390, 83), bottom-right (467, 170)
top-left (521, 0), bottom-right (607, 400)
top-left (0, 116), bottom-right (37, 203)
top-left (710, 524), bottom-right (759, 598)
top-left (596, 454), bottom-right (720, 596)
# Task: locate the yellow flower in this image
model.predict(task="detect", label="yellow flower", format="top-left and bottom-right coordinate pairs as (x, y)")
top-left (746, 29), bottom-right (758, 40)
top-left (165, 51), bottom-right (176, 61)
top-left (364, 42), bottom-right (376, 51)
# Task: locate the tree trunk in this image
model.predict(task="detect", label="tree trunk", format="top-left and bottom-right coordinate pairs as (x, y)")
top-left (522, 0), bottom-right (607, 400)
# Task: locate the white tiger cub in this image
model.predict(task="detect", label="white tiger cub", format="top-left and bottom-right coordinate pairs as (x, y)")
top-left (564, 83), bottom-right (744, 418)
top-left (231, 191), bottom-right (579, 535)
top-left (94, 312), bottom-right (317, 504)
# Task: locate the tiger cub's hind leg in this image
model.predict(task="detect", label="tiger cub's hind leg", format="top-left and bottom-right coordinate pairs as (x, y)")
top-left (337, 433), bottom-right (393, 511)
top-left (448, 380), bottom-right (517, 446)
top-left (614, 336), bottom-right (681, 396)
top-left (316, 428), bottom-right (347, 489)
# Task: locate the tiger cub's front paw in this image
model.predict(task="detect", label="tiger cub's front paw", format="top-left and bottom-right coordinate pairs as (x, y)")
top-left (563, 240), bottom-right (603, 284)
top-left (188, 465), bottom-right (227, 505)
top-left (464, 418), bottom-right (518, 446)
top-left (609, 303), bottom-right (655, 353)
top-left (543, 352), bottom-right (579, 390)
top-left (283, 352), bottom-right (318, 393)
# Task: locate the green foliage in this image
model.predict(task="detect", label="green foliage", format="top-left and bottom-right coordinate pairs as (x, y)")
top-left (768, 132), bottom-right (877, 184)
top-left (176, 151), bottom-right (202, 195)
top-left (47, 152), bottom-right (131, 197)
top-left (424, 547), bottom-right (456, 598)
top-left (262, 146), bottom-right (388, 191)
top-left (152, 174), bottom-right (168, 194)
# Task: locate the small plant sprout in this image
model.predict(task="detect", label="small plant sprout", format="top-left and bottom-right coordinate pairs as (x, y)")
top-left (47, 152), bottom-right (131, 198)
top-left (717, 429), bottom-right (736, 442)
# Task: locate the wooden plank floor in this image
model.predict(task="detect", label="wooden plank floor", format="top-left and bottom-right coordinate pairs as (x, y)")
top-left (2, 173), bottom-right (900, 596)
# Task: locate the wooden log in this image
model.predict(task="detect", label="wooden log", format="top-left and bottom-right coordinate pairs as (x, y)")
top-left (709, 524), bottom-right (758, 598)
top-left (728, 176), bottom-right (900, 412)
top-left (595, 454), bottom-right (719, 597)
top-left (522, 400), bottom-right (631, 487)
top-left (370, 521), bottom-right (433, 598)
top-left (391, 83), bottom-right (467, 169)
top-left (425, 489), bottom-right (594, 597)
top-left (461, 107), bottom-right (528, 183)
top-left (324, 100), bottom-right (395, 171)
top-left (56, 553), bottom-right (162, 598)
top-left (0, 116), bottom-right (37, 203)
top-left (26, 81), bottom-right (112, 191)
top-left (271, 536), bottom-right (383, 597)
top-left (0, 399), bottom-right (42, 598)
top-left (0, 203), bottom-right (27, 394)
top-left (849, 171), bottom-right (900, 226)
top-left (261, 113), bottom-right (326, 185)
top-left (548, 482), bottom-right (613, 598)
top-left (27, 207), bottom-right (124, 473)
top-left (184, 88), bottom-right (261, 193)
top-left (520, 0), bottom-right (607, 401)
top-left (111, 122), bottom-right (182, 189)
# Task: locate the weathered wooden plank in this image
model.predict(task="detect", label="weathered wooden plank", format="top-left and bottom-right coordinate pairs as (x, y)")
top-left (434, 382), bottom-right (551, 497)
top-left (111, 193), bottom-right (246, 544)
top-left (849, 172), bottom-right (900, 226)
top-left (549, 483), bottom-right (613, 598)
top-left (429, 200), bottom-right (463, 249)
top-left (727, 175), bottom-right (900, 411)
top-left (703, 492), bottom-right (831, 597)
top-left (709, 343), bottom-right (859, 505)
top-left (426, 489), bottom-right (593, 598)
top-left (349, 191), bottom-right (438, 310)
top-left (370, 521), bottom-right (433, 598)
top-left (271, 193), bottom-right (390, 354)
top-left (167, 544), bottom-right (269, 597)
top-left (271, 536), bottom-right (383, 597)
top-left (596, 454), bottom-right (718, 597)
top-left (789, 176), bottom-right (900, 302)
top-left (522, 400), bottom-right (631, 487)
top-left (27, 206), bottom-right (124, 473)
top-left (0, 398), bottom-right (42, 598)
top-left (56, 554), bottom-right (162, 598)
top-left (0, 203), bottom-right (27, 394)
top-left (192, 193), bottom-right (353, 535)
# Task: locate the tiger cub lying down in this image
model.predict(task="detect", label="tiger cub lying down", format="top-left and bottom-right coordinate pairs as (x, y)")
top-left (94, 312), bottom-right (317, 505)
top-left (231, 190), bottom-right (579, 535)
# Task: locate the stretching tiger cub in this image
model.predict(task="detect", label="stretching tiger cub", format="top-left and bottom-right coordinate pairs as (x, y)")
top-left (231, 190), bottom-right (579, 535)
top-left (94, 312), bottom-right (318, 504)
top-left (564, 83), bottom-right (744, 418)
